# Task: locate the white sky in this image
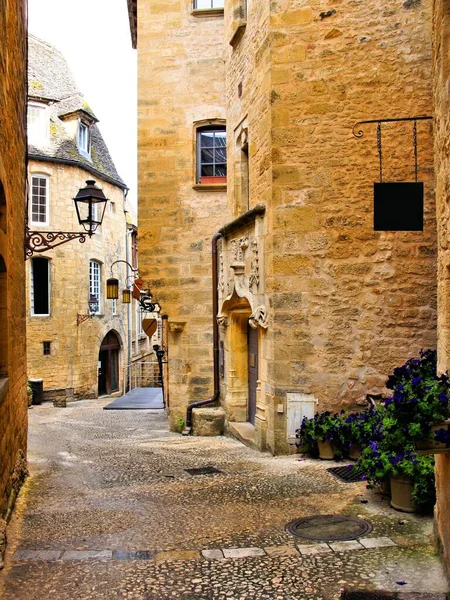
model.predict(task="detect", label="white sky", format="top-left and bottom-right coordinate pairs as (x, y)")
top-left (28, 0), bottom-right (138, 209)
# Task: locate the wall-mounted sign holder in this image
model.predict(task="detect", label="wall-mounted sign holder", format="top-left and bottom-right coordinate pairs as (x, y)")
top-left (352, 116), bottom-right (432, 231)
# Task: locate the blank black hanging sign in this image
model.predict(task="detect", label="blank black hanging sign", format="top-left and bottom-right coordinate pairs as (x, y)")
top-left (352, 116), bottom-right (432, 232)
top-left (374, 182), bottom-right (423, 231)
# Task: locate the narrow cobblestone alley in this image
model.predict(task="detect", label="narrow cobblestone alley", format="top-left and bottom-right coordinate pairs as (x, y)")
top-left (0, 400), bottom-right (448, 600)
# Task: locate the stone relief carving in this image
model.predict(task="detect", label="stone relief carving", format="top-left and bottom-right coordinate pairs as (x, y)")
top-left (217, 238), bottom-right (224, 294)
top-left (231, 236), bottom-right (249, 261)
top-left (217, 315), bottom-right (228, 328)
top-left (249, 240), bottom-right (259, 290)
top-left (249, 306), bottom-right (269, 330)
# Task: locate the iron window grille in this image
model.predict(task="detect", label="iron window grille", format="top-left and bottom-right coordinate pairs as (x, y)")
top-left (43, 341), bottom-right (51, 355)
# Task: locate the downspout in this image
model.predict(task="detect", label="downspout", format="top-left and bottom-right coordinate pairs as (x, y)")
top-left (124, 188), bottom-right (132, 392)
top-left (183, 231), bottom-right (222, 434)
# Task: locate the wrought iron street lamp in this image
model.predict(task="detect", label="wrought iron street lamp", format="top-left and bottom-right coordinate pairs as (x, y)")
top-left (25, 180), bottom-right (108, 257)
top-left (106, 260), bottom-right (162, 313)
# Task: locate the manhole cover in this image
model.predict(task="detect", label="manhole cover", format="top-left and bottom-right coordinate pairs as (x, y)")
top-left (185, 466), bottom-right (222, 476)
top-left (327, 466), bottom-right (362, 483)
top-left (286, 515), bottom-right (372, 542)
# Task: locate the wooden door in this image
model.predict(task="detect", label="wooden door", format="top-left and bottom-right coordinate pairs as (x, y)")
top-left (98, 331), bottom-right (121, 396)
top-left (247, 325), bottom-right (258, 425)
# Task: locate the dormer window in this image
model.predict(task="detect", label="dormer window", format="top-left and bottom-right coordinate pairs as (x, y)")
top-left (27, 102), bottom-right (48, 146)
top-left (78, 121), bottom-right (90, 156)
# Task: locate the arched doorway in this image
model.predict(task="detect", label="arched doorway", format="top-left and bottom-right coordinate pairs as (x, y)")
top-left (98, 331), bottom-right (121, 396)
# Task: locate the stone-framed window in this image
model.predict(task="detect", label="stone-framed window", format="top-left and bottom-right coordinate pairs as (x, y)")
top-left (196, 125), bottom-right (227, 184)
top-left (89, 260), bottom-right (101, 315)
top-left (31, 257), bottom-right (50, 316)
top-left (30, 174), bottom-right (50, 226)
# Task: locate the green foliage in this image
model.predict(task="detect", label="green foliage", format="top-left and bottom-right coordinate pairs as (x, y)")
top-left (175, 416), bottom-right (185, 433)
top-left (296, 411), bottom-right (347, 458)
top-left (350, 349), bottom-right (448, 513)
top-left (383, 349), bottom-right (450, 442)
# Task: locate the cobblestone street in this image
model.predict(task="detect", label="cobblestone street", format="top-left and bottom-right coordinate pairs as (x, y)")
top-left (0, 400), bottom-right (448, 600)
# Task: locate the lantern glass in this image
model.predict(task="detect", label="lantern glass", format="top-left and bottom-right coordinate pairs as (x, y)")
top-left (122, 289), bottom-right (132, 304)
top-left (107, 278), bottom-right (119, 300)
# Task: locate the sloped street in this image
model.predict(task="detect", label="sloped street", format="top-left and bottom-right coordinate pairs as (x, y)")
top-left (0, 400), bottom-right (448, 600)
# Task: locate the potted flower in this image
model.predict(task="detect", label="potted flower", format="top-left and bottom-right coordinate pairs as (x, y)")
top-left (383, 349), bottom-right (450, 453)
top-left (352, 443), bottom-right (435, 513)
top-left (296, 412), bottom-right (345, 460)
top-left (340, 408), bottom-right (384, 460)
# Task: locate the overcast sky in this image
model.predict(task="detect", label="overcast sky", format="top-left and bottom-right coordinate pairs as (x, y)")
top-left (28, 0), bottom-right (138, 209)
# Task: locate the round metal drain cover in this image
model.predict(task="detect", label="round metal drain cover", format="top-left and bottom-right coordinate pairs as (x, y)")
top-left (286, 514), bottom-right (372, 542)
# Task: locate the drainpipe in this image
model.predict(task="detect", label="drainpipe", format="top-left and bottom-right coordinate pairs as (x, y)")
top-left (183, 231), bottom-right (222, 434)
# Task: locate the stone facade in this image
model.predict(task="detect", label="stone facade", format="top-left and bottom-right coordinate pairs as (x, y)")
top-left (223, 0), bottom-right (437, 454)
top-left (132, 0), bottom-right (437, 452)
top-left (432, 0), bottom-right (450, 579)
top-left (26, 37), bottom-right (136, 401)
top-left (26, 162), bottom-right (130, 399)
top-left (135, 0), bottom-right (229, 427)
top-left (0, 0), bottom-right (28, 562)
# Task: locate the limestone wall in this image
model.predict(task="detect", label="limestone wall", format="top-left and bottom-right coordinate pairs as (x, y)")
top-left (137, 0), bottom-right (229, 426)
top-left (432, 0), bottom-right (450, 578)
top-left (26, 161), bottom-right (129, 399)
top-left (226, 0), bottom-right (437, 454)
top-left (0, 0), bottom-right (28, 519)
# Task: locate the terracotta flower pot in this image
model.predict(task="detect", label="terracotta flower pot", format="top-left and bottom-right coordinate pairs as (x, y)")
top-left (348, 444), bottom-right (362, 461)
top-left (317, 439), bottom-right (335, 460)
top-left (415, 420), bottom-right (450, 455)
top-left (390, 475), bottom-right (416, 513)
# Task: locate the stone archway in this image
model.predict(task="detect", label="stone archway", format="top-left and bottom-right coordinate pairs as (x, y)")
top-left (98, 330), bottom-right (122, 396)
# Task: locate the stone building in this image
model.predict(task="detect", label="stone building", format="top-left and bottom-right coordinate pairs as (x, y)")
top-left (432, 0), bottom-right (450, 578)
top-left (130, 0), bottom-right (437, 454)
top-left (128, 0), bottom-right (229, 425)
top-left (0, 0), bottom-right (28, 562)
top-left (26, 35), bottom-right (148, 402)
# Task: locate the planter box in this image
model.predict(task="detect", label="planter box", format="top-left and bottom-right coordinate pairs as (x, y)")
top-left (317, 439), bottom-right (335, 460)
top-left (415, 420), bottom-right (450, 455)
top-left (348, 443), bottom-right (362, 461)
top-left (390, 475), bottom-right (415, 513)
top-left (199, 176), bottom-right (227, 184)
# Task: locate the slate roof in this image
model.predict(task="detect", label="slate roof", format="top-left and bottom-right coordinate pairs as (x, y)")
top-left (28, 35), bottom-right (127, 190)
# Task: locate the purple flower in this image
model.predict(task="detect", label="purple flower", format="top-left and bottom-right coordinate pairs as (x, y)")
top-left (412, 376), bottom-right (422, 386)
top-left (369, 441), bottom-right (378, 453)
top-left (439, 393), bottom-right (448, 404)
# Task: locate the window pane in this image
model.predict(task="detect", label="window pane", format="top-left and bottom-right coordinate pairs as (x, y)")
top-left (200, 132), bottom-right (215, 147)
top-left (195, 0), bottom-right (212, 8)
top-left (214, 132), bottom-right (227, 147)
top-left (201, 149), bottom-right (215, 163)
top-left (201, 165), bottom-right (215, 176)
top-left (213, 0), bottom-right (224, 6)
top-left (214, 147), bottom-right (226, 162)
top-left (215, 164), bottom-right (227, 177)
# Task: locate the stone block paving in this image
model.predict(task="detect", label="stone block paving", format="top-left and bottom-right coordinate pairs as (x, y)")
top-left (0, 400), bottom-right (448, 600)
top-left (11, 536), bottom-right (399, 564)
